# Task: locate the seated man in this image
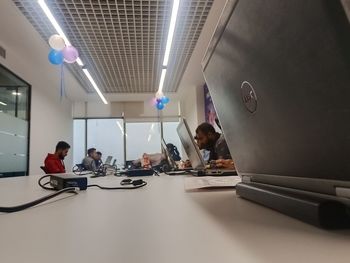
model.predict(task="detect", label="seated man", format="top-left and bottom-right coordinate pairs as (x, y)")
top-left (44, 141), bottom-right (70, 173)
top-left (82, 148), bottom-right (98, 171)
top-left (195, 122), bottom-right (234, 169)
top-left (95, 151), bottom-right (103, 168)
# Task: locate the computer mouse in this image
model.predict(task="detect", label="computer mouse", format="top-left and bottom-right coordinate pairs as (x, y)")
top-left (120, 178), bottom-right (132, 185)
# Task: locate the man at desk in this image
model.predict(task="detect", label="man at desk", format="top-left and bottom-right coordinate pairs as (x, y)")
top-left (82, 148), bottom-right (98, 171)
top-left (44, 141), bottom-right (70, 173)
top-left (95, 151), bottom-right (103, 168)
top-left (195, 122), bottom-right (234, 169)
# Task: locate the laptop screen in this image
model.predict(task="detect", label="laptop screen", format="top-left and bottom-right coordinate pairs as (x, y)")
top-left (176, 119), bottom-right (205, 170)
top-left (161, 138), bottom-right (177, 169)
top-left (104, 156), bottom-right (113, 165)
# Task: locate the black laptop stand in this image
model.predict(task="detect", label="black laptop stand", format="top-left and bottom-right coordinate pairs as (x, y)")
top-left (236, 182), bottom-right (350, 229)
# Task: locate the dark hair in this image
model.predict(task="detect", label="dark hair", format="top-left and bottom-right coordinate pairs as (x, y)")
top-left (166, 143), bottom-right (181, 161)
top-left (96, 151), bottom-right (102, 156)
top-left (87, 148), bottom-right (96, 156)
top-left (55, 141), bottom-right (70, 151)
top-left (195, 122), bottom-right (216, 135)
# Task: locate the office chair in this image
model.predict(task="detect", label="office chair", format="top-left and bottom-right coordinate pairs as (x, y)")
top-left (40, 166), bottom-right (48, 174)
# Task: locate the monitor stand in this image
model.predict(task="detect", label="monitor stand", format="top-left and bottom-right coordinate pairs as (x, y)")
top-left (236, 182), bottom-right (350, 229)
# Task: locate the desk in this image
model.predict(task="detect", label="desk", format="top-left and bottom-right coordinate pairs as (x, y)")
top-left (0, 174), bottom-right (349, 263)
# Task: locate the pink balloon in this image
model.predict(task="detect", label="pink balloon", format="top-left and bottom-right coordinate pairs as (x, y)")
top-left (62, 46), bottom-right (79, 63)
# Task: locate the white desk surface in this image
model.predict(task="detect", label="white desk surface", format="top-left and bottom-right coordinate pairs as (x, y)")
top-left (0, 174), bottom-right (349, 263)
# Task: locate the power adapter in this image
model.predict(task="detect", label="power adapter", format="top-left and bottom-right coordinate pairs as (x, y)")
top-left (50, 174), bottom-right (88, 190)
top-left (122, 169), bottom-right (154, 177)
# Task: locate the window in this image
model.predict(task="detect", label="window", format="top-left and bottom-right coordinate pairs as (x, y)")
top-left (73, 119), bottom-right (184, 166)
top-left (73, 119), bottom-right (125, 166)
top-left (87, 119), bottom-right (124, 165)
top-left (126, 122), bottom-right (161, 161)
top-left (0, 65), bottom-right (30, 177)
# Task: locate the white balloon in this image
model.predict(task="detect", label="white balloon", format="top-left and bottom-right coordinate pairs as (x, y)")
top-left (48, 34), bottom-right (66, 51)
top-left (155, 91), bottom-right (164, 99)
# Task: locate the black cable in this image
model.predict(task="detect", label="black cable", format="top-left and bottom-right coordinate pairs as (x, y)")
top-left (38, 175), bottom-right (55, 190)
top-left (0, 187), bottom-right (78, 213)
top-left (87, 181), bottom-right (147, 190)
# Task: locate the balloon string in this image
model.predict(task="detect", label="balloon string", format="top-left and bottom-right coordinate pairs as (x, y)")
top-left (60, 64), bottom-right (66, 101)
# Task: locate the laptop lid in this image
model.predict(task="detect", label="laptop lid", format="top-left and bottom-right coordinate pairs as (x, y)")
top-left (176, 119), bottom-right (206, 170)
top-left (104, 156), bottom-right (113, 165)
top-left (161, 138), bottom-right (177, 169)
top-left (203, 0), bottom-right (350, 185)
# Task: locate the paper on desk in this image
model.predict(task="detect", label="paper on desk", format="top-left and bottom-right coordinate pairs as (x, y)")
top-left (184, 176), bottom-right (241, 191)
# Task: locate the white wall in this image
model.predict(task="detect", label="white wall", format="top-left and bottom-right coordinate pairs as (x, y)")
top-left (180, 85), bottom-right (205, 133)
top-left (177, 0), bottom-right (226, 132)
top-left (0, 0), bottom-right (85, 174)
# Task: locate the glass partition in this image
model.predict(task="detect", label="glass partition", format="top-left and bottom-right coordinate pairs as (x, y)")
top-left (0, 65), bottom-right (30, 177)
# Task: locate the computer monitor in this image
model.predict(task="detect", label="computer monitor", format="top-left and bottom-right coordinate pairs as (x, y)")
top-left (176, 118), bottom-right (206, 170)
top-left (202, 0), bottom-right (350, 196)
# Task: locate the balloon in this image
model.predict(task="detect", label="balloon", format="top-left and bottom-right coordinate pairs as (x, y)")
top-left (151, 97), bottom-right (158, 106)
top-left (156, 101), bottom-right (164, 110)
top-left (161, 96), bottom-right (170, 104)
top-left (62, 46), bottom-right (79, 63)
top-left (155, 91), bottom-right (164, 99)
top-left (48, 34), bottom-right (66, 51)
top-left (48, 49), bottom-right (63, 65)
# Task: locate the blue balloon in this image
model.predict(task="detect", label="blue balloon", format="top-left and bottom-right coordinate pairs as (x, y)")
top-left (156, 101), bottom-right (164, 110)
top-left (161, 96), bottom-right (170, 104)
top-left (48, 49), bottom-right (63, 65)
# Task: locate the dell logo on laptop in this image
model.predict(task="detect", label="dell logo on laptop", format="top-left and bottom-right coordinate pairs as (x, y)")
top-left (241, 81), bottom-right (257, 113)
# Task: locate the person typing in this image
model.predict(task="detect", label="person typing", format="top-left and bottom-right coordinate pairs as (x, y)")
top-left (44, 141), bottom-right (70, 173)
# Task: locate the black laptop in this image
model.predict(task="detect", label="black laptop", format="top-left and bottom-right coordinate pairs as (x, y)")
top-left (202, 0), bottom-right (350, 226)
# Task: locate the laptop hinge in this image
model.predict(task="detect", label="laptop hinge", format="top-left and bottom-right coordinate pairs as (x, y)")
top-left (335, 187), bottom-right (350, 199)
top-left (242, 175), bottom-right (251, 183)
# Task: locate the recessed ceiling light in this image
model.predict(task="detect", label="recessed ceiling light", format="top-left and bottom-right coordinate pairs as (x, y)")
top-left (82, 69), bottom-right (108, 104)
top-left (0, 101), bottom-right (7, 106)
top-left (12, 92), bottom-right (21, 96)
top-left (163, 0), bottom-right (180, 67)
top-left (157, 0), bottom-right (180, 95)
top-left (158, 68), bottom-right (167, 93)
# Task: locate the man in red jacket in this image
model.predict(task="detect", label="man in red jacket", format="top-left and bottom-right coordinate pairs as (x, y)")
top-left (44, 141), bottom-right (70, 173)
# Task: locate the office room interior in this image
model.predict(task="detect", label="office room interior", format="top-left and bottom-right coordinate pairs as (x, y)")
top-left (1, 0), bottom-right (350, 263)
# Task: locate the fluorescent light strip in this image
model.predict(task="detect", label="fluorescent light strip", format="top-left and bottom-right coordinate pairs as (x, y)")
top-left (76, 58), bottom-right (84, 66)
top-left (82, 69), bottom-right (108, 104)
top-left (38, 0), bottom-right (107, 103)
top-left (158, 68), bottom-right (167, 93)
top-left (38, 0), bottom-right (71, 46)
top-left (163, 0), bottom-right (180, 66)
top-left (0, 101), bottom-right (7, 106)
